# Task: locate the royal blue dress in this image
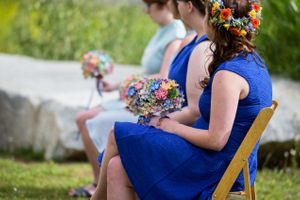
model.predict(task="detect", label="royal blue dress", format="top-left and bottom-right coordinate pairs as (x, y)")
top-left (168, 34), bottom-right (208, 106)
top-left (114, 52), bottom-right (272, 199)
top-left (97, 35), bottom-right (208, 166)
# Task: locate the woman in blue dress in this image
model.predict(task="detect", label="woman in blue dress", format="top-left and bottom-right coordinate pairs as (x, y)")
top-left (99, 0), bottom-right (272, 198)
top-left (91, 0), bottom-right (211, 199)
top-left (93, 0), bottom-right (273, 199)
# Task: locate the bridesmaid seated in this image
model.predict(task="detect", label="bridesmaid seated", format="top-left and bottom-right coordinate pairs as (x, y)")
top-left (69, 0), bottom-right (186, 197)
top-left (92, 0), bottom-right (272, 199)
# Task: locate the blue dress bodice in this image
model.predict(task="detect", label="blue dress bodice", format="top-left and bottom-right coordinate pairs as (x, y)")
top-left (193, 52), bottom-right (272, 191)
top-left (168, 34), bottom-right (208, 106)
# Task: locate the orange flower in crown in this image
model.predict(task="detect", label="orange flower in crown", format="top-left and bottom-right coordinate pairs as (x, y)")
top-left (209, 0), bottom-right (262, 37)
top-left (250, 18), bottom-right (260, 29)
top-left (252, 2), bottom-right (262, 12)
top-left (220, 8), bottom-right (231, 21)
top-left (230, 27), bottom-right (241, 36)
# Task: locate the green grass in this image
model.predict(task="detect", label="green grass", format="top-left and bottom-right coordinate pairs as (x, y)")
top-left (0, 158), bottom-right (300, 199)
top-left (0, 158), bottom-right (91, 200)
top-left (256, 169), bottom-right (300, 200)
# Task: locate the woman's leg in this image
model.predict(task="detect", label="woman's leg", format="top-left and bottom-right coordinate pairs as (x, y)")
top-left (76, 106), bottom-right (103, 182)
top-left (91, 127), bottom-right (119, 200)
top-left (107, 156), bottom-right (135, 200)
top-left (69, 107), bottom-right (103, 197)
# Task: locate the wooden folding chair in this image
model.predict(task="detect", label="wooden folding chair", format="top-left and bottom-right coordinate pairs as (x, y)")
top-left (212, 100), bottom-right (278, 200)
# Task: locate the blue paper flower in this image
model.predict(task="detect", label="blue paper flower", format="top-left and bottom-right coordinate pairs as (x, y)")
top-left (149, 81), bottom-right (160, 92)
top-left (163, 99), bottom-right (172, 109)
top-left (127, 87), bottom-right (136, 97)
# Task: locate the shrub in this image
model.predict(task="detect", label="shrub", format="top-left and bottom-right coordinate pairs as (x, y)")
top-left (0, 0), bottom-right (300, 80)
top-left (256, 0), bottom-right (300, 80)
top-left (0, 0), bottom-right (156, 64)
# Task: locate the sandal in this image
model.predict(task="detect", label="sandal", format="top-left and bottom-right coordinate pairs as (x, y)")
top-left (68, 183), bottom-right (97, 198)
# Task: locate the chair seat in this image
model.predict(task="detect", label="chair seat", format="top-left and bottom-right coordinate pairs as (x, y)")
top-left (212, 101), bottom-right (278, 200)
top-left (226, 191), bottom-right (246, 200)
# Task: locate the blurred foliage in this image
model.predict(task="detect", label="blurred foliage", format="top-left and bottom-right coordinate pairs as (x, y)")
top-left (256, 0), bottom-right (300, 80)
top-left (0, 0), bottom-right (299, 79)
top-left (0, 0), bottom-right (156, 64)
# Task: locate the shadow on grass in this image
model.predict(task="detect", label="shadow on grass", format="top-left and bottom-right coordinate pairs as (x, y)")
top-left (0, 149), bottom-right (88, 163)
top-left (0, 186), bottom-right (86, 200)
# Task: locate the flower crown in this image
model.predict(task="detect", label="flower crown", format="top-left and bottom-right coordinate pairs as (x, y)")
top-left (209, 0), bottom-right (262, 37)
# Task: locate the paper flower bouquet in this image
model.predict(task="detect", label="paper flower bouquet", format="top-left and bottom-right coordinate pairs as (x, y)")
top-left (124, 78), bottom-right (185, 124)
top-left (119, 74), bottom-right (143, 101)
top-left (81, 50), bottom-right (114, 79)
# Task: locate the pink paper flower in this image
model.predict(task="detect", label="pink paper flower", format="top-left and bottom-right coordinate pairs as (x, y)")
top-left (155, 88), bottom-right (168, 100)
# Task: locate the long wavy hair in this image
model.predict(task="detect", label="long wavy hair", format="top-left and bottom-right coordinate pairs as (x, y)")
top-left (202, 0), bottom-right (257, 87)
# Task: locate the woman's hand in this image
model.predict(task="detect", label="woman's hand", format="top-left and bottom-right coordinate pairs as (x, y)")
top-left (148, 116), bottom-right (160, 127)
top-left (149, 116), bottom-right (179, 133)
top-left (102, 81), bottom-right (119, 92)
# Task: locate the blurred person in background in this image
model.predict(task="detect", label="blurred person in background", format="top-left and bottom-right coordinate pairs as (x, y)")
top-left (69, 0), bottom-right (186, 197)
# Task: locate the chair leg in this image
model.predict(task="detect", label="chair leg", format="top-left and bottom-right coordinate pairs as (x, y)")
top-left (242, 161), bottom-right (252, 200)
top-left (251, 184), bottom-right (257, 200)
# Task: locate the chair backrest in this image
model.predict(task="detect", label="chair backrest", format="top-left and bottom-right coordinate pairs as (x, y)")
top-left (212, 100), bottom-right (278, 200)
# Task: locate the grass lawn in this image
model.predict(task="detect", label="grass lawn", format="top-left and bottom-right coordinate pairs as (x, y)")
top-left (0, 158), bottom-right (300, 200)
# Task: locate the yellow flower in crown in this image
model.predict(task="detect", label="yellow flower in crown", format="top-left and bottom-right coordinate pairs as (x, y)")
top-left (249, 10), bottom-right (257, 19)
top-left (240, 29), bottom-right (247, 37)
top-left (213, 2), bottom-right (220, 9)
top-left (161, 81), bottom-right (172, 90)
top-left (223, 24), bottom-right (230, 30)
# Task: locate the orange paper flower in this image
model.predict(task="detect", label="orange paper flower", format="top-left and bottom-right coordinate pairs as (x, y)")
top-left (220, 8), bottom-right (231, 20)
top-left (251, 18), bottom-right (260, 29)
top-left (252, 3), bottom-right (261, 12)
top-left (230, 27), bottom-right (241, 36)
top-left (211, 7), bottom-right (216, 16)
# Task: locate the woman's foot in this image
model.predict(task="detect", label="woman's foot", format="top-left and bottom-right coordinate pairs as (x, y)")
top-left (68, 183), bottom-right (97, 198)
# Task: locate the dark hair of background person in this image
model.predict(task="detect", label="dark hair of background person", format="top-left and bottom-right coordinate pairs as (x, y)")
top-left (143, 0), bottom-right (169, 8)
top-left (178, 0), bottom-right (206, 16)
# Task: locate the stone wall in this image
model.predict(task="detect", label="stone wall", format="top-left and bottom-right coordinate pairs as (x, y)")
top-left (0, 54), bottom-right (142, 160)
top-left (0, 90), bottom-right (83, 160)
top-left (0, 54), bottom-right (299, 160)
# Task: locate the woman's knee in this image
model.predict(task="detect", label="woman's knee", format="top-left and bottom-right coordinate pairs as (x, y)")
top-left (75, 111), bottom-right (88, 127)
top-left (76, 108), bottom-right (102, 126)
top-left (107, 156), bottom-right (124, 184)
top-left (107, 127), bottom-right (116, 146)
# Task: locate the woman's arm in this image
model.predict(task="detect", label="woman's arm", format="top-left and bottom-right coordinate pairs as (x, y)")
top-left (178, 33), bottom-right (197, 52)
top-left (102, 80), bottom-right (121, 92)
top-left (168, 41), bottom-right (212, 125)
top-left (152, 70), bottom-right (249, 151)
top-left (148, 39), bottom-right (182, 79)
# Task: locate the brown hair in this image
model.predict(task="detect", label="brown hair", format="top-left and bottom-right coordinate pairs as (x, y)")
top-left (178, 0), bottom-right (206, 16)
top-left (143, 0), bottom-right (169, 7)
top-left (171, 0), bottom-right (180, 18)
top-left (202, 0), bottom-right (257, 87)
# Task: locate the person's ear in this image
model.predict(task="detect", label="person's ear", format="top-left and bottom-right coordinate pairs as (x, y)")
top-left (186, 1), bottom-right (194, 13)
